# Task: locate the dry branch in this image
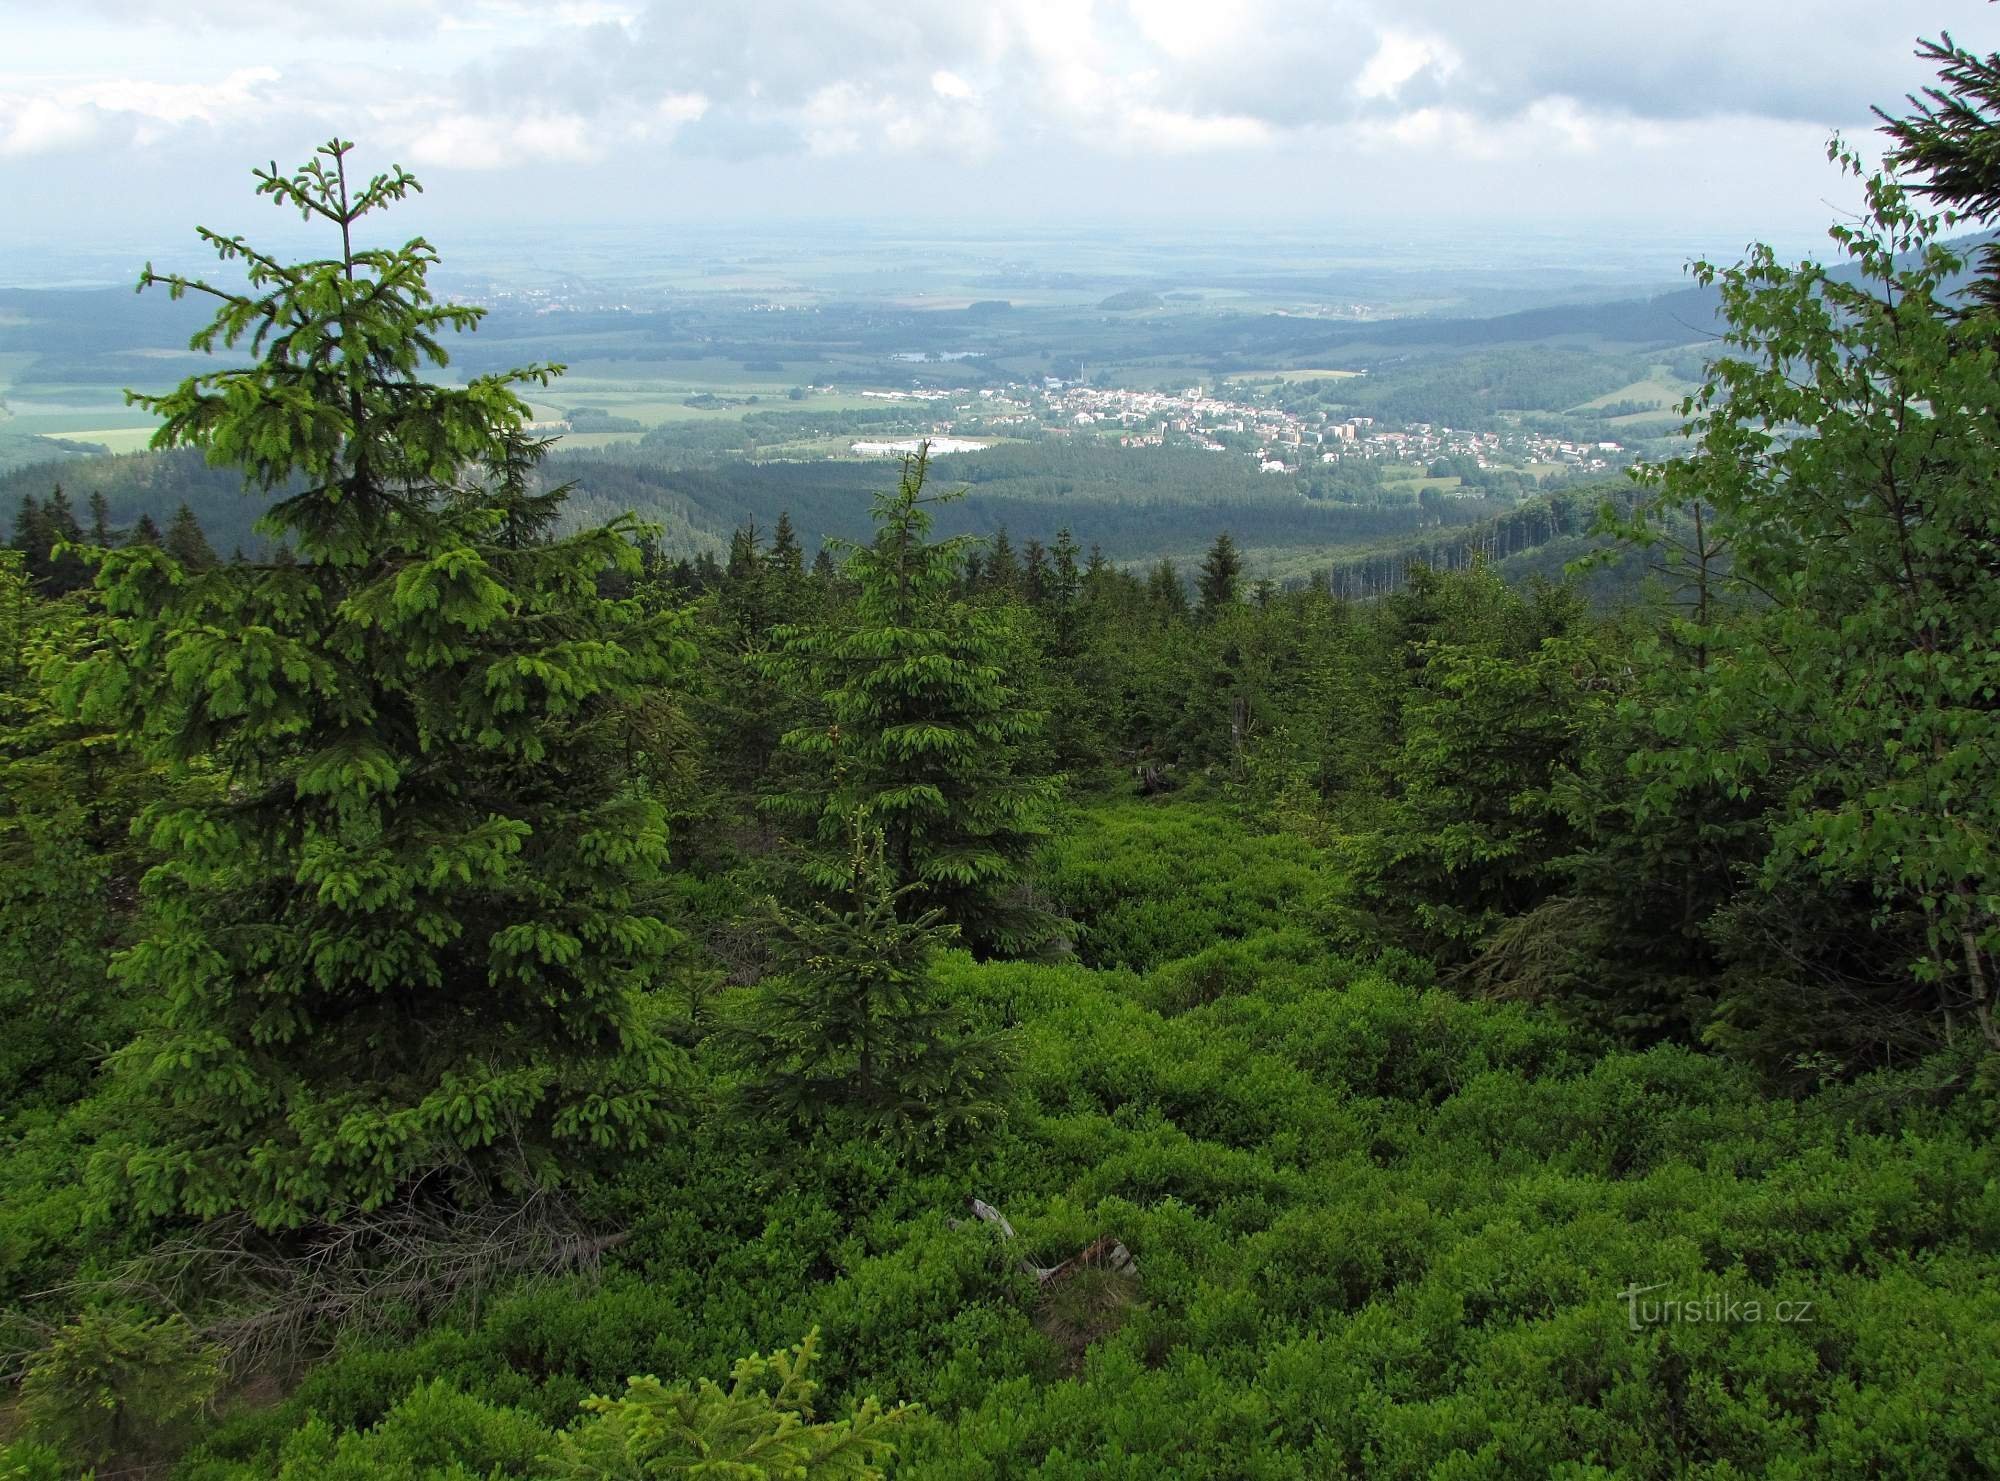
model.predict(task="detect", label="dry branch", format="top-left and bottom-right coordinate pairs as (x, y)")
top-left (23, 1187), bottom-right (625, 1381)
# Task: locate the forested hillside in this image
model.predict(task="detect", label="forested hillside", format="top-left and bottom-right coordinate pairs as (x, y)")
top-left (3, 31), bottom-right (1999, 1480)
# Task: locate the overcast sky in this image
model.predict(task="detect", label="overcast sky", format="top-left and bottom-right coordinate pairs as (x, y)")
top-left (5, 1), bottom-right (1998, 256)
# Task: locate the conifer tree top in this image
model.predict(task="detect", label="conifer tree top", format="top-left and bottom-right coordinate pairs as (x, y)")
top-left (132, 138), bottom-right (563, 564)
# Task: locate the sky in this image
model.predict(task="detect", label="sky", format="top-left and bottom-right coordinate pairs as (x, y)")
top-left (4, 0), bottom-right (1999, 258)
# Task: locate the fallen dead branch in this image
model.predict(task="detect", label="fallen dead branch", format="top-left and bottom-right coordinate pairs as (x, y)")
top-left (19, 1187), bottom-right (625, 1382)
top-left (956, 1197), bottom-right (1142, 1360)
top-left (957, 1196), bottom-right (1140, 1288)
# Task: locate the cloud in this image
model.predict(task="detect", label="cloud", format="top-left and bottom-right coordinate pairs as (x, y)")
top-left (0, 98), bottom-right (101, 158)
top-left (424, 0), bottom-right (1972, 169)
top-left (2, 0), bottom-right (1995, 240)
top-left (931, 69), bottom-right (975, 102)
top-left (12, 0), bottom-right (1985, 170)
top-left (0, 66), bottom-right (281, 157)
top-left (1355, 33), bottom-right (1455, 103)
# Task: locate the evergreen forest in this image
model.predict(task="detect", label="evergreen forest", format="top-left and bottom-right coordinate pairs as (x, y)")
top-left (2, 31), bottom-right (1999, 1480)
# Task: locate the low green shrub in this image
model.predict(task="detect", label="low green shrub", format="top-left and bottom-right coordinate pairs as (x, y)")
top-left (17, 1307), bottom-right (222, 1469)
top-left (17, 801), bottom-right (2000, 1479)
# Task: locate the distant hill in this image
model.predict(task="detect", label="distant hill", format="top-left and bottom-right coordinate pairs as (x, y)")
top-left (0, 431), bottom-right (108, 472)
top-left (556, 442), bottom-right (1514, 563)
top-left (0, 448), bottom-right (278, 556)
top-left (1098, 290), bottom-right (1165, 312)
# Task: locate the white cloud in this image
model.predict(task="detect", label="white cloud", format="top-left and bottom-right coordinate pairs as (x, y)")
top-left (400, 91), bottom-right (708, 169)
top-left (1119, 106), bottom-right (1272, 153)
top-left (0, 65), bottom-right (280, 157)
top-left (1354, 32), bottom-right (1453, 101)
top-left (653, 92), bottom-right (710, 127)
top-left (1126, 0), bottom-right (1237, 60)
top-left (0, 97), bottom-right (100, 157)
top-left (931, 69), bottom-right (974, 101)
top-left (404, 111), bottom-right (593, 170)
top-left (797, 80), bottom-right (995, 159)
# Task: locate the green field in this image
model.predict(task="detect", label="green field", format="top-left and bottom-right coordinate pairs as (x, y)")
top-left (1571, 368), bottom-right (1699, 414)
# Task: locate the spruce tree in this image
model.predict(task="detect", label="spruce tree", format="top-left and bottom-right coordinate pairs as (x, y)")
top-left (1198, 531), bottom-right (1242, 614)
top-left (1043, 527), bottom-right (1083, 660)
top-left (476, 424), bottom-right (568, 548)
top-left (162, 502), bottom-right (217, 571)
top-left (87, 491), bottom-right (120, 547)
top-left (727, 823), bottom-right (1011, 1140)
top-left (762, 449), bottom-right (1058, 955)
top-left (770, 511), bottom-right (803, 578)
top-left (768, 511), bottom-right (806, 619)
top-left (39, 488), bottom-right (89, 596)
top-left (721, 522), bottom-right (767, 633)
top-left (127, 513), bottom-right (163, 547)
top-left (9, 495), bottom-right (48, 583)
top-left (983, 526), bottom-right (1020, 595)
top-left (61, 139), bottom-right (696, 1228)
top-left (1039, 525), bottom-right (1101, 773)
top-left (707, 520), bottom-right (796, 798)
top-left (1021, 538), bottom-right (1051, 606)
top-left (1877, 32), bottom-right (2000, 313)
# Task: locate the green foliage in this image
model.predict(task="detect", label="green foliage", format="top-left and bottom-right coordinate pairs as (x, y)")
top-left (1035, 798), bottom-right (1338, 970)
top-left (162, 502), bottom-right (218, 571)
top-left (725, 825), bottom-right (1014, 1146)
top-left (0, 551), bottom-right (155, 1112)
top-left (220, 1380), bottom-right (550, 1481)
top-left (1196, 531), bottom-right (1241, 613)
top-left (14, 35), bottom-right (2000, 1481)
top-left (547, 1329), bottom-right (914, 1479)
top-left (58, 141), bottom-right (698, 1228)
top-left (148, 803), bottom-right (2000, 1479)
top-left (164, 1332), bottom-right (912, 1481)
top-left (1340, 569), bottom-right (1597, 960)
top-left (17, 1307), bottom-right (223, 1467)
top-left (1617, 140), bottom-right (2000, 1052)
top-left (761, 448), bottom-right (1059, 955)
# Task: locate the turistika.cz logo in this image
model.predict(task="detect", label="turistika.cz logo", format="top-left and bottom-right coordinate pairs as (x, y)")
top-left (1616, 1282), bottom-right (1815, 1332)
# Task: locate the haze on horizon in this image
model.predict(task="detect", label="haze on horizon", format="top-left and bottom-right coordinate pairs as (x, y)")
top-left (5, 0), bottom-right (1999, 272)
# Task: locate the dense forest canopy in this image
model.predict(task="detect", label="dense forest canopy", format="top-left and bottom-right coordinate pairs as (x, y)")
top-left (2, 28), bottom-right (1999, 1481)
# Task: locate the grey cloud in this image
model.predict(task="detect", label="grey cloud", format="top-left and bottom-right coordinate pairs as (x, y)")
top-left (458, 1), bottom-right (993, 114)
top-left (51, 0), bottom-right (450, 36)
top-left (1378, 1), bottom-right (1977, 125)
top-left (432, 0), bottom-right (1994, 161)
top-left (13, 0), bottom-right (2000, 248)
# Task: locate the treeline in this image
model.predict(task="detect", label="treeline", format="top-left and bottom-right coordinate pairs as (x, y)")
top-left (0, 447), bottom-right (274, 556)
top-left (11, 429), bottom-right (1520, 575)
top-left (559, 441), bottom-right (1511, 563)
top-left (8, 487), bottom-right (223, 594)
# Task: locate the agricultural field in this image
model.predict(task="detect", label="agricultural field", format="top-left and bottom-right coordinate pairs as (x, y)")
top-left (1568, 366), bottom-right (1702, 422)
